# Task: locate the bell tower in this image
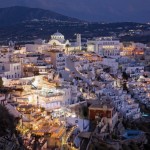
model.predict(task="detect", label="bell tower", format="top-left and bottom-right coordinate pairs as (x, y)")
top-left (76, 34), bottom-right (81, 50)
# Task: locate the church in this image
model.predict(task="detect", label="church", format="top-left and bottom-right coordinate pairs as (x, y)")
top-left (48, 31), bottom-right (70, 50)
top-left (48, 31), bottom-right (82, 53)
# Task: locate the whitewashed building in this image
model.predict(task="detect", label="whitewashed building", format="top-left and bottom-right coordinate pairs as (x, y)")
top-left (0, 62), bottom-right (22, 79)
top-left (0, 46), bottom-right (14, 62)
top-left (87, 37), bottom-right (121, 57)
top-left (48, 31), bottom-right (70, 50)
top-left (49, 50), bottom-right (66, 72)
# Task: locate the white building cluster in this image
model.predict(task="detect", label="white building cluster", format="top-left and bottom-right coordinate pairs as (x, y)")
top-left (0, 31), bottom-right (150, 149)
top-left (128, 77), bottom-right (150, 107)
top-left (101, 85), bottom-right (141, 119)
top-left (0, 46), bottom-right (22, 79)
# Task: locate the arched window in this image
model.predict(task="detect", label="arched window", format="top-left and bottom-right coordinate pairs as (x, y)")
top-left (53, 42), bottom-right (56, 46)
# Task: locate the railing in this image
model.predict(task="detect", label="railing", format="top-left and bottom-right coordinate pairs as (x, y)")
top-left (65, 126), bottom-right (77, 143)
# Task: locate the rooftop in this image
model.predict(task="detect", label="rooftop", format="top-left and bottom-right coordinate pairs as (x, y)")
top-left (89, 103), bottom-right (114, 110)
top-left (52, 31), bottom-right (64, 37)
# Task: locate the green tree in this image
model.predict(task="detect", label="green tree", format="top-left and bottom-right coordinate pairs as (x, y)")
top-left (79, 106), bottom-right (88, 118)
top-left (0, 77), bottom-right (3, 88)
top-left (123, 82), bottom-right (128, 91)
top-left (65, 44), bottom-right (70, 54)
top-left (122, 72), bottom-right (129, 80)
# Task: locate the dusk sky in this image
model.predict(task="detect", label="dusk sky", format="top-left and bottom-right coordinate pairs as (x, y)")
top-left (0, 0), bottom-right (150, 22)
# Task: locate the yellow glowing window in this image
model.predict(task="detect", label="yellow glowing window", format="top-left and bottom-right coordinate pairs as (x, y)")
top-left (102, 46), bottom-right (115, 49)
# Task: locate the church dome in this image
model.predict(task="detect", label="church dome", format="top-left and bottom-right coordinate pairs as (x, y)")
top-left (51, 31), bottom-right (65, 42)
top-left (52, 31), bottom-right (64, 37)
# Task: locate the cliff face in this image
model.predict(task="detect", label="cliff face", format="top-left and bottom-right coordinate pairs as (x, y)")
top-left (0, 104), bottom-right (24, 149)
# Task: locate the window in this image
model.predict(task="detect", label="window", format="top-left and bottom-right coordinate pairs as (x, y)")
top-left (2, 66), bottom-right (4, 70)
top-left (59, 54), bottom-right (63, 57)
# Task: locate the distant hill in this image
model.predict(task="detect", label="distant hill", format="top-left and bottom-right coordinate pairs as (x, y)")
top-left (0, 6), bottom-right (80, 26)
top-left (0, 6), bottom-right (149, 45)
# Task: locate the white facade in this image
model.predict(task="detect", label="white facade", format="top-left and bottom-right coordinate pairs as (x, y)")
top-left (0, 62), bottom-right (22, 79)
top-left (126, 66), bottom-right (144, 75)
top-left (13, 47), bottom-right (26, 54)
top-left (133, 42), bottom-right (146, 51)
top-left (87, 37), bottom-right (121, 57)
top-left (26, 44), bottom-right (40, 52)
top-left (50, 51), bottom-right (66, 72)
top-left (66, 117), bottom-right (89, 132)
top-left (76, 34), bottom-right (82, 50)
top-left (51, 32), bottom-right (65, 43)
top-left (101, 58), bottom-right (119, 73)
top-left (48, 31), bottom-right (70, 50)
top-left (56, 53), bottom-right (66, 72)
top-left (0, 46), bottom-right (14, 62)
top-left (25, 44), bottom-right (51, 53)
top-left (48, 31), bottom-right (82, 53)
top-left (35, 65), bottom-right (52, 74)
top-left (30, 87), bottom-right (71, 110)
